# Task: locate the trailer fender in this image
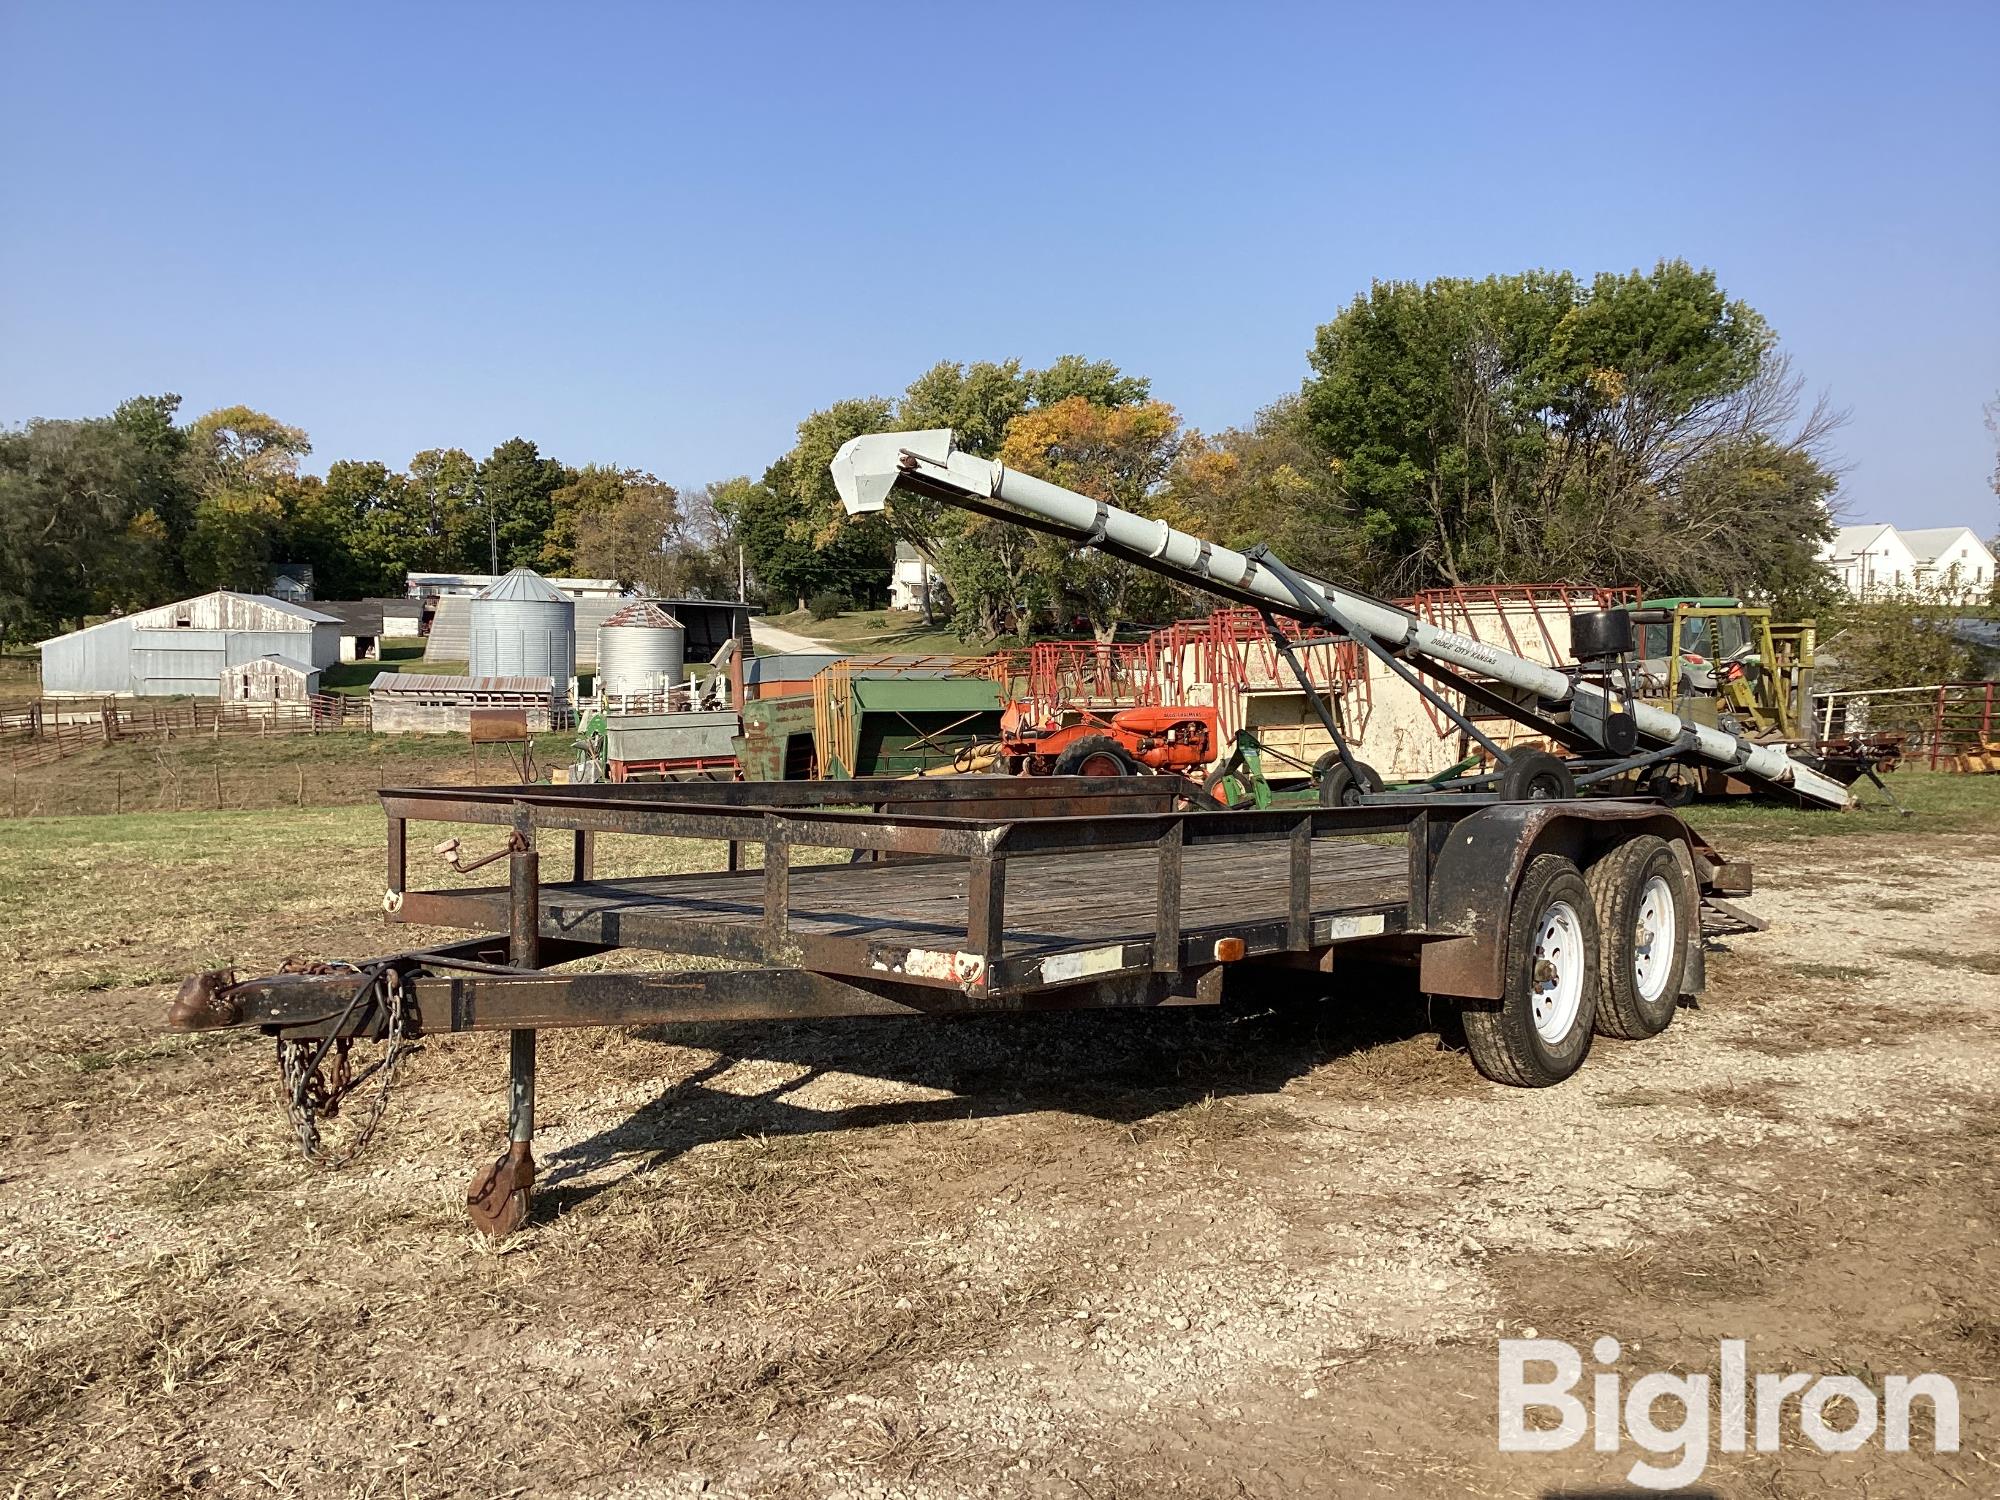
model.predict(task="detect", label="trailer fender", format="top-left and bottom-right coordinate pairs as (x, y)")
top-left (1417, 803), bottom-right (1700, 1000)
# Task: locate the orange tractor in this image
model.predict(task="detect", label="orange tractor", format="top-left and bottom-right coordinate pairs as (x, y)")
top-left (996, 699), bottom-right (1217, 776)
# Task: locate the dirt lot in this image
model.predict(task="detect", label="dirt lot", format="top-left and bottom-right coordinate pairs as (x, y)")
top-left (2, 782), bottom-right (1996, 1498)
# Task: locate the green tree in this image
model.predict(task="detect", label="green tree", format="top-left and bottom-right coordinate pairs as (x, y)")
top-left (480, 438), bottom-right (568, 572)
top-left (995, 396), bottom-right (1185, 640)
top-left (184, 487), bottom-right (287, 591)
top-left (722, 468), bottom-right (890, 613)
top-left (891, 363), bottom-right (1034, 621)
top-left (1029, 354), bottom-right (1151, 410)
top-left (1819, 582), bottom-right (1976, 692)
top-left (108, 394), bottom-right (194, 591)
top-left (1298, 262), bottom-right (1840, 600)
top-left (177, 406), bottom-right (310, 593)
top-left (0, 416), bottom-right (146, 643)
top-left (290, 460), bottom-right (409, 596)
top-left (899, 359), bottom-right (1031, 455)
top-left (564, 467), bottom-right (682, 592)
top-left (402, 447), bottom-right (484, 573)
top-left (754, 399), bottom-right (897, 610)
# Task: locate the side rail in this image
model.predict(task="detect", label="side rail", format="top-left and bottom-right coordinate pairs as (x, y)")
top-left (376, 783), bottom-right (1494, 998)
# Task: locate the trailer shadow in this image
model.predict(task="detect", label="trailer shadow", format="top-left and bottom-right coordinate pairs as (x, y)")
top-left (534, 963), bottom-right (1461, 1218)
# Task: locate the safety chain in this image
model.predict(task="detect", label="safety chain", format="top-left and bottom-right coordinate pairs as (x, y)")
top-left (274, 963), bottom-right (412, 1168)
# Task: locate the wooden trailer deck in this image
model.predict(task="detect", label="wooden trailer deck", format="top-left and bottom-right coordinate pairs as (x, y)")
top-left (379, 777), bottom-right (1443, 997)
top-left (402, 837), bottom-right (1411, 989)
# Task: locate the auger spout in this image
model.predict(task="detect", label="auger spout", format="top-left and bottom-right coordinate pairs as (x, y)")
top-left (831, 428), bottom-right (1853, 809)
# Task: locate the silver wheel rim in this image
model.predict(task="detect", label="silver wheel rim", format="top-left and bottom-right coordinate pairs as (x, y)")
top-left (1530, 900), bottom-right (1585, 1043)
top-left (1632, 874), bottom-right (1676, 1005)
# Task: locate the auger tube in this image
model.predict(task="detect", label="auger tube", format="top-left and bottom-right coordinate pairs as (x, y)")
top-left (831, 428), bottom-right (1853, 810)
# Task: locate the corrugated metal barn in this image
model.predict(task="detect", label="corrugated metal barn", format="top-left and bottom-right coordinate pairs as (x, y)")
top-left (38, 592), bottom-right (342, 697)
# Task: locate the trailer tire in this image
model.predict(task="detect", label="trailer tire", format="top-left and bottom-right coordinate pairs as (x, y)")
top-left (1053, 735), bottom-right (1138, 777)
top-left (1460, 853), bottom-right (1599, 1087)
top-left (1318, 758), bottom-right (1384, 807)
top-left (1586, 835), bottom-right (1691, 1039)
top-left (1498, 750), bottom-right (1575, 801)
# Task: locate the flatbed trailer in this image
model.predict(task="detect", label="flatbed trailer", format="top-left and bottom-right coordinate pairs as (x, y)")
top-left (170, 775), bottom-right (1746, 1237)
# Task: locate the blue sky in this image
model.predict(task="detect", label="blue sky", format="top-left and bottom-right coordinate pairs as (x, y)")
top-left (2, 2), bottom-right (1995, 528)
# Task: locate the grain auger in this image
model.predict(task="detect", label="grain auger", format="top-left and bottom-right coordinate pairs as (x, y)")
top-left (830, 429), bottom-right (1854, 810)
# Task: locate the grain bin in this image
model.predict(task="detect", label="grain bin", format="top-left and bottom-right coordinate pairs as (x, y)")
top-left (469, 568), bottom-right (576, 694)
top-left (596, 600), bottom-right (686, 697)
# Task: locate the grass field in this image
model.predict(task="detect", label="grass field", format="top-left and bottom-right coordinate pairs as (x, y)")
top-left (317, 639), bottom-right (456, 695)
top-left (0, 647), bottom-right (41, 693)
top-left (1683, 766), bottom-right (2000, 839)
top-left (3, 726), bottom-right (580, 817)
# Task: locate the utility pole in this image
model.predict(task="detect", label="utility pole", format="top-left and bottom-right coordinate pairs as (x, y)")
top-left (737, 545), bottom-right (746, 603)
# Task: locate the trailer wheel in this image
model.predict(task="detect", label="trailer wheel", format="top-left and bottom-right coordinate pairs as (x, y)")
top-left (1317, 757), bottom-right (1384, 806)
top-left (1586, 835), bottom-right (1692, 1039)
top-left (1460, 853), bottom-right (1599, 1087)
top-left (1053, 735), bottom-right (1137, 777)
top-left (1498, 750), bottom-right (1574, 801)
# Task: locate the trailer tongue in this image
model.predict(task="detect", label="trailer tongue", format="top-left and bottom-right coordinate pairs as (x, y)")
top-left (830, 428), bottom-right (1853, 811)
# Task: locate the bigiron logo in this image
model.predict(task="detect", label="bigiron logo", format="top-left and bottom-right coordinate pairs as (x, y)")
top-left (1497, 1336), bottom-right (1960, 1490)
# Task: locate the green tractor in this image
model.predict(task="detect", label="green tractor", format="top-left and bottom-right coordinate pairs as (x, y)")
top-left (1628, 597), bottom-right (1828, 801)
top-left (1630, 598), bottom-right (1814, 740)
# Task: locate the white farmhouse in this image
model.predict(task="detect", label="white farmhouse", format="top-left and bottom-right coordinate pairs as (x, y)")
top-left (1900, 527), bottom-right (1995, 600)
top-left (888, 541), bottom-right (939, 613)
top-left (1823, 523), bottom-right (1995, 601)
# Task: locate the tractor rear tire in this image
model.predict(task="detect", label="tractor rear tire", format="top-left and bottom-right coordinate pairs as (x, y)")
top-left (1497, 749), bottom-right (1575, 801)
top-left (1459, 853), bottom-right (1599, 1087)
top-left (1318, 758), bottom-right (1384, 807)
top-left (1586, 835), bottom-right (1692, 1040)
top-left (1052, 734), bottom-right (1138, 777)
top-left (1201, 764), bottom-right (1246, 808)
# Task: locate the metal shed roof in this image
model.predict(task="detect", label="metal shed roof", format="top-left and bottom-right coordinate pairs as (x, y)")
top-left (37, 590), bottom-right (338, 645)
top-left (602, 600), bottom-right (683, 629)
top-left (370, 673), bottom-right (555, 695)
top-left (311, 600), bottom-right (385, 633)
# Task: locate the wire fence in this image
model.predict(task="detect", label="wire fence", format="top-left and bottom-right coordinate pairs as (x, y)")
top-left (0, 695), bottom-right (372, 771)
top-left (1, 764), bottom-right (403, 819)
top-left (1813, 681), bottom-right (1998, 770)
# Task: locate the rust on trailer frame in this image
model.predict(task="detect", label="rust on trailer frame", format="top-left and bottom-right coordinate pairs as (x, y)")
top-left (171, 775), bottom-right (1744, 1238)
